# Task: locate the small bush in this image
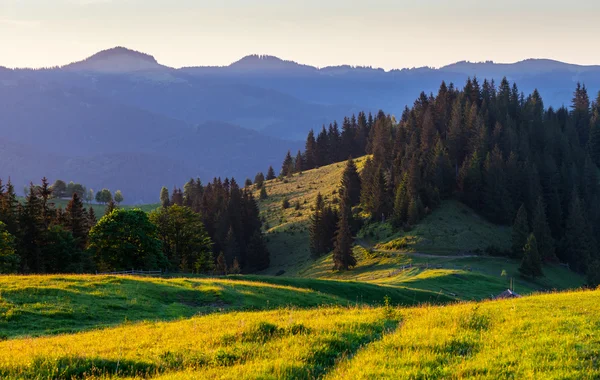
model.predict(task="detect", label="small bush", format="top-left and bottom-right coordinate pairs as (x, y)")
top-left (282, 198), bottom-right (290, 209)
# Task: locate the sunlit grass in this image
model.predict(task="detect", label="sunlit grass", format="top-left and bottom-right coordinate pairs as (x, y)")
top-left (0, 274), bottom-right (448, 339)
top-left (0, 289), bottom-right (597, 379)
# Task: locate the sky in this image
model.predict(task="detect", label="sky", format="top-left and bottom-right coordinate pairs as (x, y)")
top-left (1, 0), bottom-right (600, 70)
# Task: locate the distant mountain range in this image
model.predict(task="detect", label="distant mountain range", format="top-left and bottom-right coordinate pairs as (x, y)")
top-left (1, 47), bottom-right (599, 202)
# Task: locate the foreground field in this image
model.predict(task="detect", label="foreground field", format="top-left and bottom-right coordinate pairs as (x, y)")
top-left (0, 275), bottom-right (450, 339)
top-left (0, 289), bottom-right (597, 379)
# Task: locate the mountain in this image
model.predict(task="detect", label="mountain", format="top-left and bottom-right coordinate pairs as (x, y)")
top-left (3, 48), bottom-right (600, 202)
top-left (0, 76), bottom-right (299, 203)
top-left (62, 47), bottom-right (167, 73)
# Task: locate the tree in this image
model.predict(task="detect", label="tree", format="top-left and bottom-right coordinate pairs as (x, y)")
top-left (86, 189), bottom-right (94, 204)
top-left (231, 257), bottom-right (241, 274)
top-left (281, 150), bottom-right (294, 177)
top-left (88, 209), bottom-right (165, 272)
top-left (216, 251), bottom-right (227, 275)
top-left (309, 193), bottom-right (326, 258)
top-left (259, 186), bottom-right (268, 200)
top-left (254, 173), bottom-right (265, 189)
top-left (266, 166), bottom-right (276, 181)
top-left (149, 205), bottom-right (213, 273)
top-left (304, 129), bottom-right (317, 170)
top-left (95, 189), bottom-right (112, 205)
top-left (281, 198), bottom-right (290, 209)
top-left (511, 204), bottom-right (529, 258)
top-left (114, 190), bottom-right (124, 205)
top-left (532, 197), bottom-right (555, 262)
top-left (160, 187), bottom-right (170, 208)
top-left (340, 157), bottom-right (362, 208)
top-left (42, 226), bottom-right (81, 273)
top-left (519, 233), bottom-right (543, 278)
top-left (65, 193), bottom-right (88, 250)
top-left (244, 178), bottom-right (253, 188)
top-left (332, 202), bottom-right (356, 271)
top-left (561, 192), bottom-right (594, 273)
top-left (104, 200), bottom-right (116, 216)
top-left (294, 150), bottom-right (304, 173)
top-left (51, 180), bottom-right (67, 198)
top-left (0, 221), bottom-right (19, 274)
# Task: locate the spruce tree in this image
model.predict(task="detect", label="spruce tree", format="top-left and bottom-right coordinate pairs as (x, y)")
top-left (281, 151), bottom-right (294, 177)
top-left (254, 172), bottom-right (265, 189)
top-left (339, 157), bottom-right (362, 208)
top-left (309, 193), bottom-right (326, 258)
top-left (294, 150), bottom-right (304, 173)
top-left (532, 196), bottom-right (555, 262)
top-left (216, 252), bottom-right (227, 275)
top-left (104, 200), bottom-right (116, 216)
top-left (332, 202), bottom-right (356, 271)
top-left (511, 204), bottom-right (529, 258)
top-left (266, 166), bottom-right (276, 180)
top-left (65, 193), bottom-right (88, 250)
top-left (259, 186), bottom-right (268, 200)
top-left (562, 192), bottom-right (594, 273)
top-left (304, 129), bottom-right (317, 170)
top-left (519, 233), bottom-right (543, 278)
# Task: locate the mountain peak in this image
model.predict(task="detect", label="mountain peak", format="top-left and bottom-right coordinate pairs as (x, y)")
top-left (228, 54), bottom-right (316, 73)
top-left (63, 47), bottom-right (165, 73)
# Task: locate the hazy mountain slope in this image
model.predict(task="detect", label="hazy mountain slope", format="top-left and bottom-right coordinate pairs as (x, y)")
top-left (0, 78), bottom-right (299, 202)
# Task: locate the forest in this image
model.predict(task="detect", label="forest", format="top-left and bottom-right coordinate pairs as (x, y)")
top-left (289, 79), bottom-right (600, 284)
top-left (0, 176), bottom-right (269, 275)
top-left (2, 77), bottom-right (599, 285)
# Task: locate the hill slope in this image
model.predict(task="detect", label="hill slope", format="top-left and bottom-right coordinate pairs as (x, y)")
top-left (1, 288), bottom-right (597, 379)
top-left (255, 158), bottom-right (584, 299)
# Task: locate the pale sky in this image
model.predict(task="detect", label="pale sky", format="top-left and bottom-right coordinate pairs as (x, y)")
top-left (1, 0), bottom-right (600, 70)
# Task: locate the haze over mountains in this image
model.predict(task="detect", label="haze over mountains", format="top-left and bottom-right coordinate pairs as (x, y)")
top-left (2, 46), bottom-right (600, 203)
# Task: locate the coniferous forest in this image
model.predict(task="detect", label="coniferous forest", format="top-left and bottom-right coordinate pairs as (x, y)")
top-left (294, 78), bottom-right (600, 284)
top-left (2, 77), bottom-right (600, 285)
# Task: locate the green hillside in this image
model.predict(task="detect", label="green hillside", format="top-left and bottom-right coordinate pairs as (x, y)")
top-left (0, 286), bottom-right (597, 379)
top-left (0, 274), bottom-right (450, 339)
top-left (253, 157), bottom-right (369, 275)
top-left (252, 158), bottom-right (583, 301)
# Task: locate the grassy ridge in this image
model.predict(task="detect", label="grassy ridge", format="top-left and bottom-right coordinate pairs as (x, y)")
top-left (0, 289), bottom-right (597, 379)
top-left (253, 157), bottom-right (369, 276)
top-left (0, 274), bottom-right (449, 339)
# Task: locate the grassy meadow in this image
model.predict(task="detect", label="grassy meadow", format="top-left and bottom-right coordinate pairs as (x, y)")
top-left (0, 274), bottom-right (450, 339)
top-left (0, 284), bottom-right (597, 379)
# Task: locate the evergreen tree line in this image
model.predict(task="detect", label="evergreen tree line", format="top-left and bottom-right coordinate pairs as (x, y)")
top-left (296, 79), bottom-right (600, 284)
top-left (0, 178), bottom-right (97, 273)
top-left (280, 112), bottom-right (374, 176)
top-left (159, 176), bottom-right (269, 273)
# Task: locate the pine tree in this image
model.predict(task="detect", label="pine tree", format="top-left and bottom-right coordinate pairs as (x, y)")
top-left (511, 204), bottom-right (529, 258)
top-left (266, 166), bottom-right (276, 181)
top-left (65, 193), bottom-right (87, 250)
top-left (281, 150), bottom-right (294, 177)
top-left (561, 192), bottom-right (594, 273)
top-left (231, 257), bottom-right (241, 274)
top-left (532, 196), bottom-right (555, 262)
top-left (519, 233), bottom-right (543, 278)
top-left (254, 172), bottom-right (265, 189)
top-left (259, 186), bottom-right (268, 200)
top-left (332, 202), bottom-right (356, 271)
top-left (294, 150), bottom-right (304, 173)
top-left (304, 129), bottom-right (317, 170)
top-left (309, 193), bottom-right (326, 258)
top-left (339, 157), bottom-right (361, 208)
